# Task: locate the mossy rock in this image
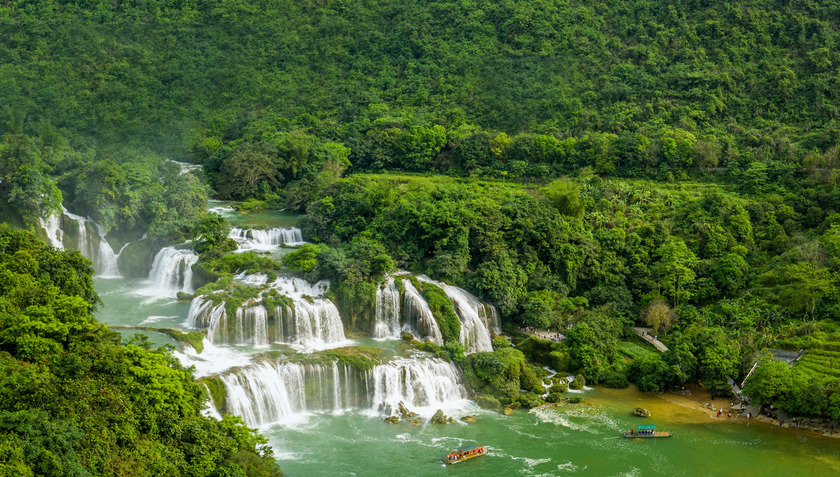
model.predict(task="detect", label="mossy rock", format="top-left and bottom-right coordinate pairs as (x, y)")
top-left (176, 292), bottom-right (194, 301)
top-left (198, 376), bottom-right (227, 414)
top-left (570, 374), bottom-right (586, 390)
top-left (118, 238), bottom-right (161, 278)
top-left (545, 393), bottom-right (564, 403)
top-left (284, 346), bottom-right (382, 372)
top-left (431, 409), bottom-right (448, 424)
top-left (549, 382), bottom-right (568, 394)
top-left (503, 407), bottom-right (516, 416)
top-left (634, 407), bottom-right (651, 418)
top-left (567, 396), bottom-right (583, 404)
top-left (517, 392), bottom-right (545, 409)
top-left (476, 394), bottom-right (502, 411)
top-left (109, 325), bottom-right (204, 353)
top-left (384, 416), bottom-right (400, 424)
top-left (460, 415), bottom-right (477, 423)
top-left (420, 282), bottom-right (461, 344)
top-left (409, 418), bottom-right (423, 426)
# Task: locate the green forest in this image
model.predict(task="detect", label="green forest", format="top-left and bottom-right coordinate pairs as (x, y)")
top-left (2, 0), bottom-right (840, 473)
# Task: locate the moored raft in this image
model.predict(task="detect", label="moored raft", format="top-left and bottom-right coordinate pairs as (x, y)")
top-left (442, 444), bottom-right (487, 464)
top-left (623, 424), bottom-right (672, 438)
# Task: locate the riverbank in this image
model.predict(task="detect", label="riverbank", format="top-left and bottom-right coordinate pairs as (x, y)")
top-left (654, 384), bottom-right (840, 439)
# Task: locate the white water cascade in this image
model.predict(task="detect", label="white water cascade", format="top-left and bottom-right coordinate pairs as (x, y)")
top-left (40, 208), bottom-right (121, 277)
top-left (219, 356), bottom-right (466, 427)
top-left (402, 280), bottom-right (444, 345)
top-left (370, 356), bottom-right (467, 416)
top-left (188, 277), bottom-right (347, 350)
top-left (418, 275), bottom-right (500, 354)
top-left (373, 278), bottom-right (402, 339)
top-left (144, 246), bottom-right (199, 297)
top-left (229, 227), bottom-right (306, 251)
top-left (237, 302), bottom-right (270, 347)
top-left (370, 274), bottom-right (496, 351)
top-left (40, 214), bottom-right (64, 249)
top-left (221, 361), bottom-right (307, 426)
top-left (93, 223), bottom-right (120, 277)
top-left (372, 277), bottom-right (444, 345)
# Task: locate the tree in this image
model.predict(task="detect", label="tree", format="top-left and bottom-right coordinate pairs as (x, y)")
top-left (660, 129), bottom-right (696, 169)
top-left (654, 238), bottom-right (698, 307)
top-left (712, 252), bottom-right (749, 296)
top-left (542, 179), bottom-right (583, 218)
top-left (688, 326), bottom-right (739, 396)
top-left (742, 355), bottom-right (791, 405)
top-left (642, 298), bottom-right (676, 334)
top-left (766, 263), bottom-right (833, 319)
top-left (191, 213), bottom-right (236, 255)
top-left (0, 134), bottom-right (62, 225)
top-left (283, 243), bottom-right (321, 273)
top-left (217, 147), bottom-right (281, 200)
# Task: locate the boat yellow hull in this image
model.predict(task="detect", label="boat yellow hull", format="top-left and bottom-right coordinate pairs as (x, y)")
top-left (442, 450), bottom-right (487, 464)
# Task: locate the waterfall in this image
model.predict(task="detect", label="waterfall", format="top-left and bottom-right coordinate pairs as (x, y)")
top-left (93, 223), bottom-right (120, 277)
top-left (40, 214), bottom-right (64, 249)
top-left (373, 278), bottom-right (402, 339)
top-left (189, 277), bottom-right (346, 349)
top-left (229, 227), bottom-right (306, 251)
top-left (441, 283), bottom-right (499, 354)
top-left (417, 275), bottom-right (499, 354)
top-left (402, 280), bottom-right (444, 345)
top-left (217, 356), bottom-right (466, 427)
top-left (221, 362), bottom-right (307, 426)
top-left (272, 299), bottom-right (346, 349)
top-left (237, 302), bottom-right (270, 347)
top-left (41, 208), bottom-right (121, 277)
top-left (187, 294), bottom-right (228, 340)
top-left (370, 356), bottom-right (467, 415)
top-left (145, 246), bottom-right (198, 297)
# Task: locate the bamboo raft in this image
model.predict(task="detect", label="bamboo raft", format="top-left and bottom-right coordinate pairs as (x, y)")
top-left (623, 424), bottom-right (672, 438)
top-left (623, 430), bottom-right (672, 438)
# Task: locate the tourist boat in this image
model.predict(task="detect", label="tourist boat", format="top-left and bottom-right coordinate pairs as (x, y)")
top-left (442, 444), bottom-right (487, 464)
top-left (623, 424), bottom-right (672, 438)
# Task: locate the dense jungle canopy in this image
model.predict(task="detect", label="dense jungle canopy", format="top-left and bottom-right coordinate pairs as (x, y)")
top-left (2, 1), bottom-right (840, 473)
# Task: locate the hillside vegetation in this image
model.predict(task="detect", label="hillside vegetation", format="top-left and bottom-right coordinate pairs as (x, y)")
top-left (2, 0), bottom-right (840, 433)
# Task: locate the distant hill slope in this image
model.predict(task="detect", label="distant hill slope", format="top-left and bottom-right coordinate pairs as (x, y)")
top-left (0, 0), bottom-right (837, 153)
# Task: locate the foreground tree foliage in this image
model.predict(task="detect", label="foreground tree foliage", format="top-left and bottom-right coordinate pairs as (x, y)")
top-left (0, 226), bottom-right (282, 477)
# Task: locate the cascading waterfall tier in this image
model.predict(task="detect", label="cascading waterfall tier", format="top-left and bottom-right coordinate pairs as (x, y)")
top-left (143, 246), bottom-right (199, 297)
top-left (229, 227), bottom-right (306, 251)
top-left (39, 207), bottom-right (121, 277)
top-left (429, 277), bottom-right (502, 354)
top-left (218, 355), bottom-right (466, 427)
top-left (371, 274), bottom-right (498, 352)
top-left (187, 277), bottom-right (346, 349)
top-left (373, 278), bottom-right (402, 339)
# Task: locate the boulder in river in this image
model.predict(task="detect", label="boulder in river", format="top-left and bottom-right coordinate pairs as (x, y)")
top-left (634, 407), bottom-right (651, 418)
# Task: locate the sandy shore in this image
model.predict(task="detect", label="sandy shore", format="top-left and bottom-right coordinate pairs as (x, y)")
top-left (655, 384), bottom-right (840, 439)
